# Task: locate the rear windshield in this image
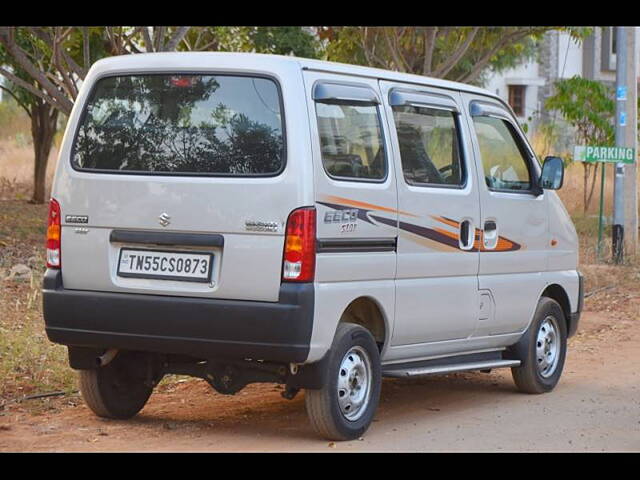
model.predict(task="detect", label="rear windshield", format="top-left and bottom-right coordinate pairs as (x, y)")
top-left (72, 74), bottom-right (285, 175)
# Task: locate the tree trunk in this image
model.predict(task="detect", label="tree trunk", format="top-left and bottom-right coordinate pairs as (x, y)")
top-left (30, 100), bottom-right (58, 204)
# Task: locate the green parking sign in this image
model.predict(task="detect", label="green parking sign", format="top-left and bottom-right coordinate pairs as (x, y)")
top-left (573, 145), bottom-right (636, 164)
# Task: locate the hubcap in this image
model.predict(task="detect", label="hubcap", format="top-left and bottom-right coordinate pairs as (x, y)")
top-left (336, 346), bottom-right (372, 421)
top-left (536, 315), bottom-right (561, 378)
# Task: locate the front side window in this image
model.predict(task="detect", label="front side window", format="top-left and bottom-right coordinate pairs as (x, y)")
top-left (73, 74), bottom-right (284, 175)
top-left (315, 102), bottom-right (386, 181)
top-left (392, 105), bottom-right (464, 187)
top-left (472, 116), bottom-right (532, 191)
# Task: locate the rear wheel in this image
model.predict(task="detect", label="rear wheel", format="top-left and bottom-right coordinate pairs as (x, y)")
top-left (510, 297), bottom-right (567, 394)
top-left (79, 351), bottom-right (156, 419)
top-left (305, 323), bottom-right (381, 441)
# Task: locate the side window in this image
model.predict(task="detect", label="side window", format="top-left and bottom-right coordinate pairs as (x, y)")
top-left (472, 116), bottom-right (532, 191)
top-left (315, 102), bottom-right (387, 181)
top-left (392, 105), bottom-right (464, 187)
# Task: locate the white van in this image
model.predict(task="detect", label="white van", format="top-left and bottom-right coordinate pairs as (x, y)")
top-left (43, 52), bottom-right (583, 441)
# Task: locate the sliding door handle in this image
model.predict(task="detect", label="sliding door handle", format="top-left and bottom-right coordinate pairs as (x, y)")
top-left (459, 219), bottom-right (474, 250)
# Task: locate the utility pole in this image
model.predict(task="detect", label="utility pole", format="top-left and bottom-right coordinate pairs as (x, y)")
top-left (623, 27), bottom-right (638, 257)
top-left (613, 26), bottom-right (628, 263)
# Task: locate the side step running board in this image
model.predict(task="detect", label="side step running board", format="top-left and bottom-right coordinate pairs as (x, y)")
top-left (383, 359), bottom-right (521, 378)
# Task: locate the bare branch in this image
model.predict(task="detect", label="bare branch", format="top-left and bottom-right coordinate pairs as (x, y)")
top-left (141, 27), bottom-right (154, 53)
top-left (49, 28), bottom-right (78, 98)
top-left (393, 27), bottom-right (413, 72)
top-left (432, 27), bottom-right (480, 78)
top-left (0, 31), bottom-right (74, 114)
top-left (154, 26), bottom-right (166, 52)
top-left (189, 28), bottom-right (203, 51)
top-left (456, 29), bottom-right (536, 83)
top-left (82, 27), bottom-right (90, 71)
top-left (47, 27), bottom-right (86, 79)
top-left (193, 39), bottom-right (219, 52)
top-left (422, 27), bottom-right (438, 75)
top-left (359, 28), bottom-right (387, 69)
top-left (0, 66), bottom-right (64, 113)
top-left (382, 28), bottom-right (409, 72)
top-left (57, 27), bottom-right (73, 42)
top-left (117, 26), bottom-right (144, 54)
top-left (105, 26), bottom-right (119, 54)
top-left (165, 26), bottom-right (190, 51)
top-left (0, 84), bottom-right (32, 117)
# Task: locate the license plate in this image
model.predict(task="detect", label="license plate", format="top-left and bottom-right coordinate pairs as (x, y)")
top-left (117, 248), bottom-right (213, 283)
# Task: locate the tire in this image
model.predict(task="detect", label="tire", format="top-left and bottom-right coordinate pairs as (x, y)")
top-left (509, 297), bottom-right (568, 394)
top-left (79, 351), bottom-right (155, 419)
top-left (305, 323), bottom-right (381, 441)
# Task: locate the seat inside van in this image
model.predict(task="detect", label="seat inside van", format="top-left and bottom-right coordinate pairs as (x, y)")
top-left (397, 126), bottom-right (444, 184)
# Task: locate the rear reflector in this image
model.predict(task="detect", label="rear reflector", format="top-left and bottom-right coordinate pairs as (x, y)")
top-left (282, 207), bottom-right (316, 282)
top-left (46, 198), bottom-right (61, 268)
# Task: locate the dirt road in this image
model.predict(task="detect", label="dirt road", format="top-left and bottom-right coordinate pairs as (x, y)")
top-left (1, 307), bottom-right (639, 452)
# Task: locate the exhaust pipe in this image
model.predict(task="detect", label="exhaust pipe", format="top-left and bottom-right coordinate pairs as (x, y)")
top-left (97, 349), bottom-right (118, 367)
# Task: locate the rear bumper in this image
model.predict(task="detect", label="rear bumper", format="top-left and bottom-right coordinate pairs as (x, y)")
top-left (42, 269), bottom-right (314, 363)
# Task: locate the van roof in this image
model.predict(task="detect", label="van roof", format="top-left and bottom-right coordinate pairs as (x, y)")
top-left (90, 51), bottom-right (499, 101)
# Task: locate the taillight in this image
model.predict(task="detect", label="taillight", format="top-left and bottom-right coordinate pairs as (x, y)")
top-left (46, 198), bottom-right (61, 268)
top-left (282, 207), bottom-right (316, 282)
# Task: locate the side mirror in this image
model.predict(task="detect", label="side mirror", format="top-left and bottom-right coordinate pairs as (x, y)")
top-left (539, 156), bottom-right (564, 190)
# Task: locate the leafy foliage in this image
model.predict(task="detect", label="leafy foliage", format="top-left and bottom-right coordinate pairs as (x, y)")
top-left (318, 27), bottom-right (590, 85)
top-left (545, 76), bottom-right (616, 213)
top-left (545, 76), bottom-right (615, 146)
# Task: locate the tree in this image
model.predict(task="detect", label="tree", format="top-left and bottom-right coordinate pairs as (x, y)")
top-left (318, 27), bottom-right (590, 85)
top-left (180, 26), bottom-right (321, 58)
top-left (0, 31), bottom-right (60, 203)
top-left (545, 76), bottom-right (615, 213)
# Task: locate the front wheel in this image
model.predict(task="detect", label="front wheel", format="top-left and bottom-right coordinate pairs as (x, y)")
top-left (509, 297), bottom-right (567, 394)
top-left (305, 323), bottom-right (381, 441)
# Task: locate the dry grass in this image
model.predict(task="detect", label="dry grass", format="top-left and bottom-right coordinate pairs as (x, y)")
top-left (0, 140), bottom-right (58, 202)
top-left (0, 102), bottom-right (31, 142)
top-left (0, 104), bottom-right (59, 202)
top-left (0, 201), bottom-right (76, 405)
top-left (0, 102), bottom-right (75, 405)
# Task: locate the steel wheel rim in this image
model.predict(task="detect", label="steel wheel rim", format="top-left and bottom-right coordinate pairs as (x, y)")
top-left (336, 346), bottom-right (372, 421)
top-left (536, 315), bottom-right (561, 378)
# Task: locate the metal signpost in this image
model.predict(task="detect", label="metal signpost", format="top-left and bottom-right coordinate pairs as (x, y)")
top-left (575, 27), bottom-right (638, 262)
top-left (613, 26), bottom-right (627, 263)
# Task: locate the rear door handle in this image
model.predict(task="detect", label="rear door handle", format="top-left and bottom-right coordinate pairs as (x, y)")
top-left (483, 220), bottom-right (498, 250)
top-left (459, 219), bottom-right (474, 250)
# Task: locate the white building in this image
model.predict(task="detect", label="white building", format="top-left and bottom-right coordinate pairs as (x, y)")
top-left (484, 27), bottom-right (639, 134)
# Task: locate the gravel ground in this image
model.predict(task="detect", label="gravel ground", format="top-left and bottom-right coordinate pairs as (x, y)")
top-left (1, 305), bottom-right (638, 452)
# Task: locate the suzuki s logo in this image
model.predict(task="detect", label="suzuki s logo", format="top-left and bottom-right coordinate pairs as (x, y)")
top-left (158, 212), bottom-right (171, 227)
